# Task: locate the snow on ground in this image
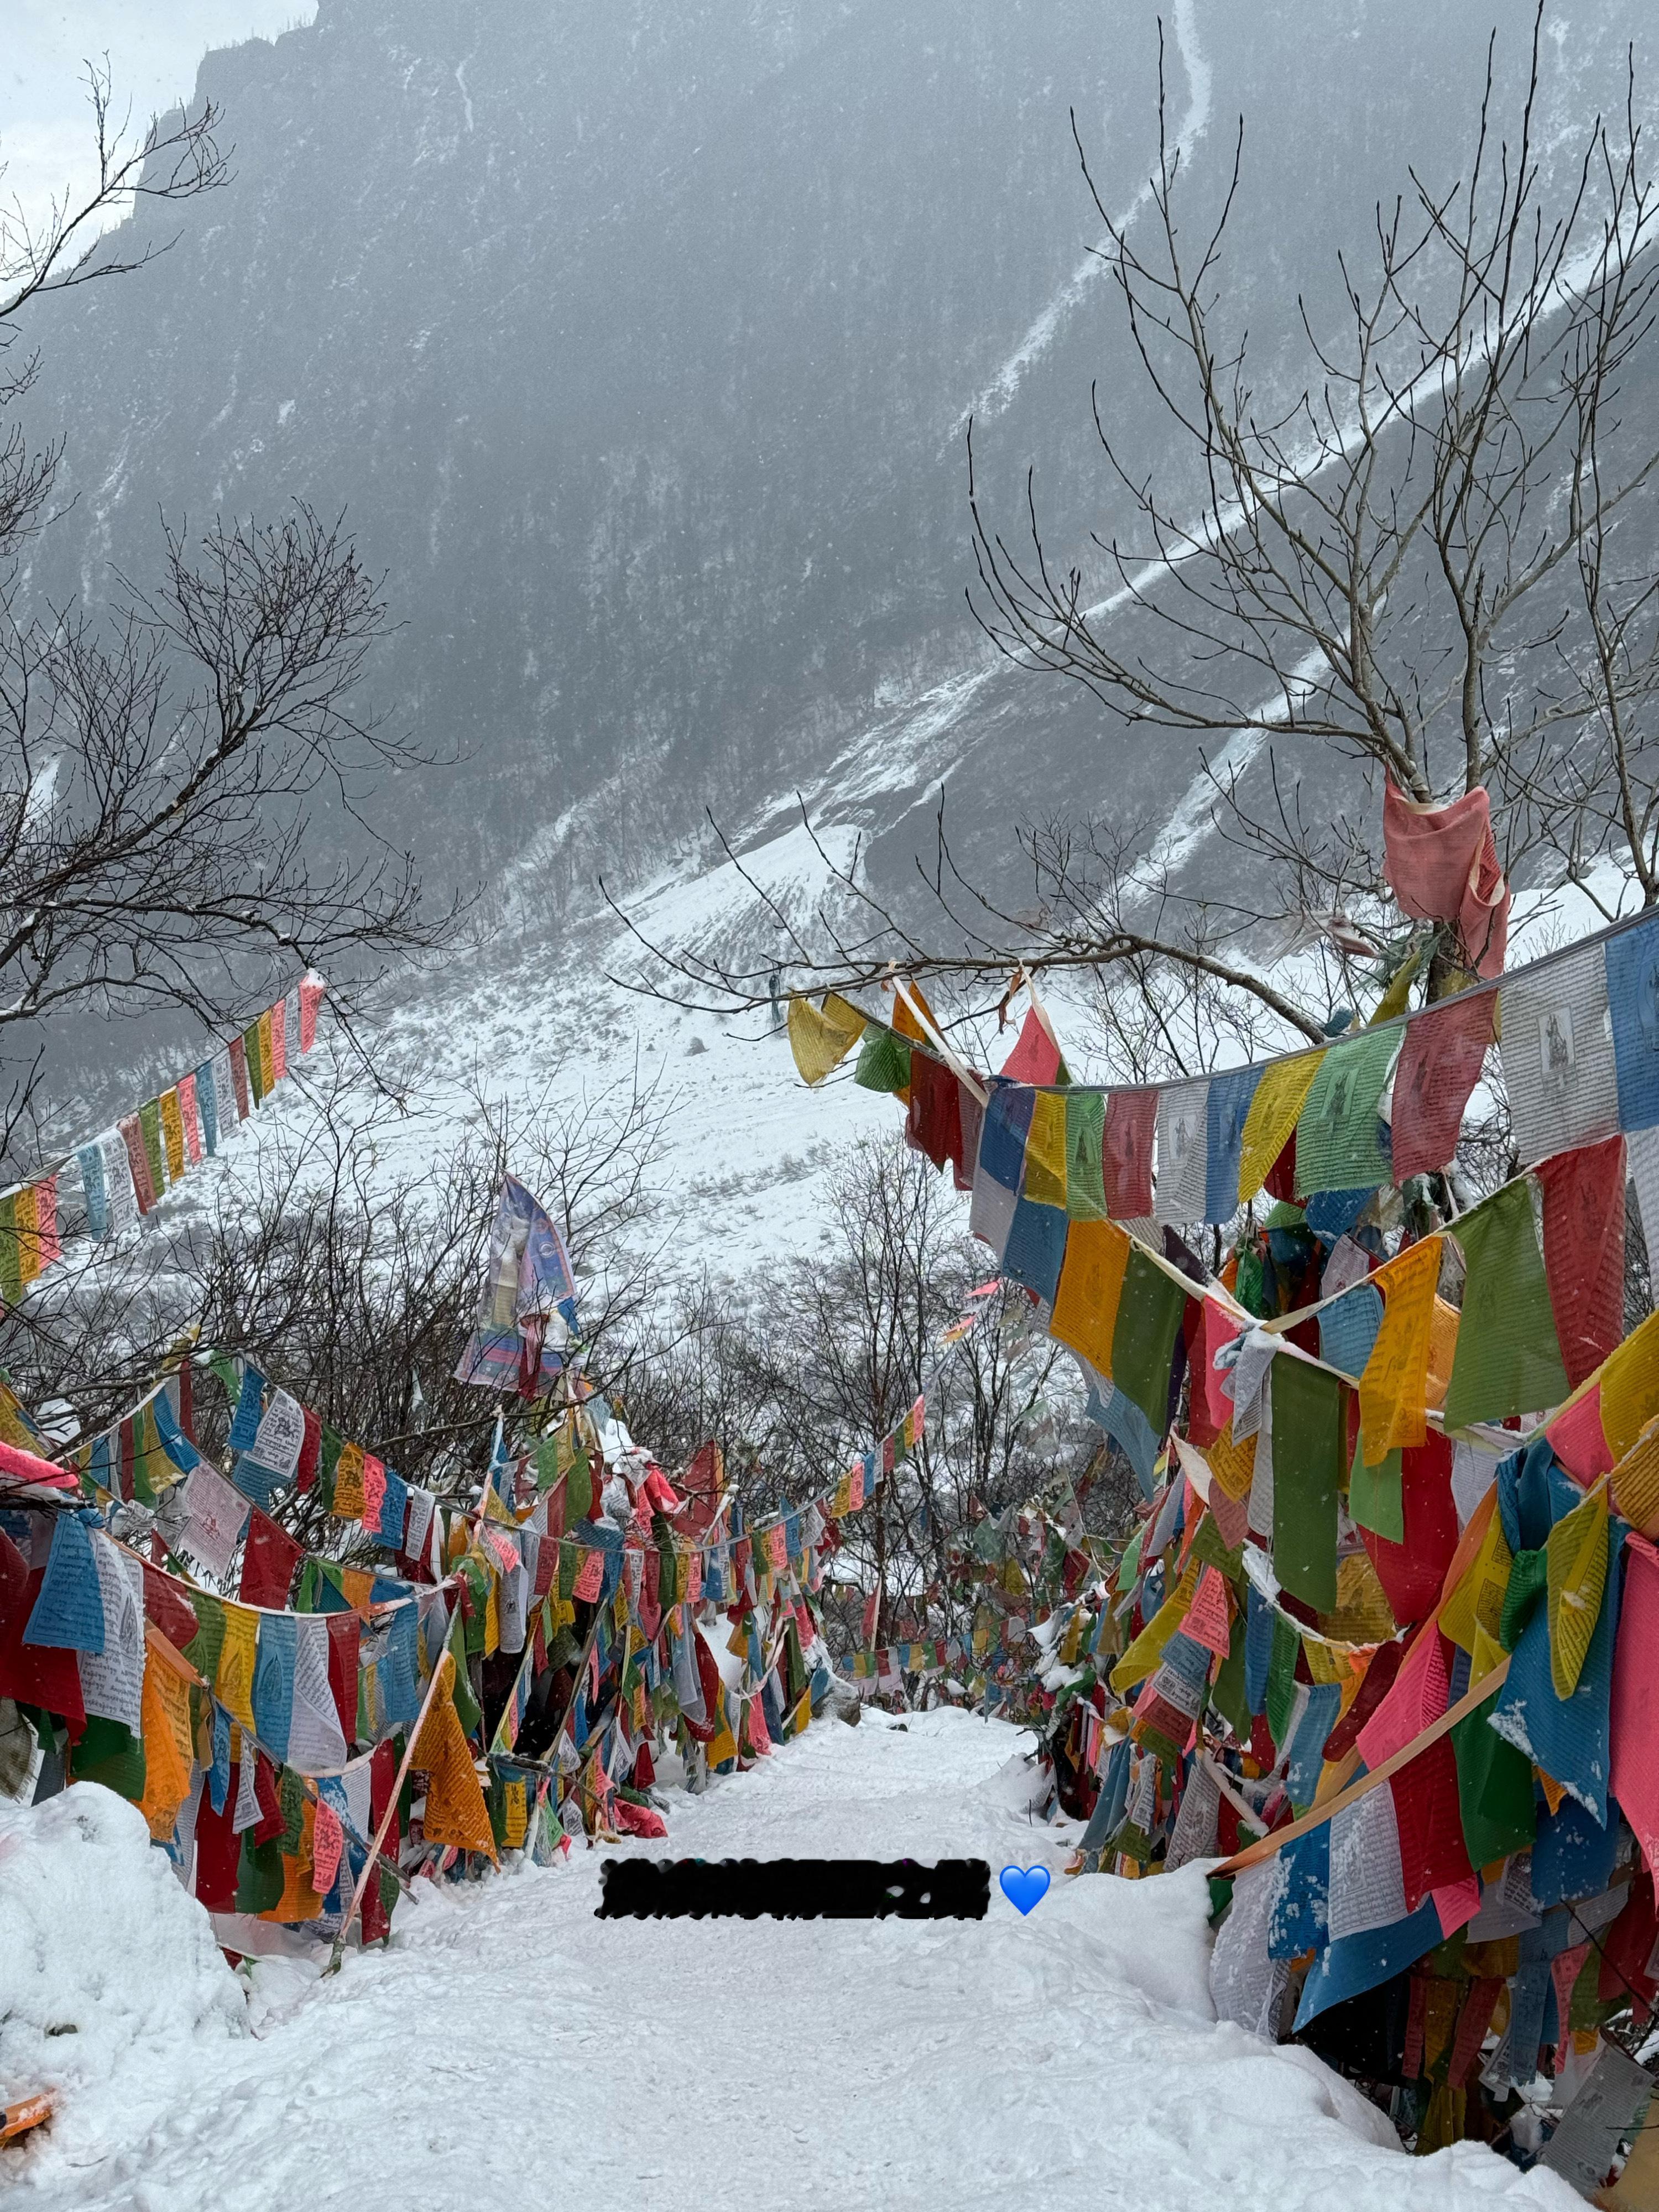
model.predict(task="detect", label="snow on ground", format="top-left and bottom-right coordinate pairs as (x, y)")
top-left (2, 1712), bottom-right (1578, 2211)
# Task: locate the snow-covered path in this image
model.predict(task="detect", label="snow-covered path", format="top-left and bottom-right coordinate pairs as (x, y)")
top-left (5, 1710), bottom-right (1577, 2211)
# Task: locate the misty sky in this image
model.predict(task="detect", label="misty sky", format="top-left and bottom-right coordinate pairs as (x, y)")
top-left (2, 2), bottom-right (315, 244)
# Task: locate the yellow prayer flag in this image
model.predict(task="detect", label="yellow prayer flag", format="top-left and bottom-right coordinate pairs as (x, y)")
top-left (1206, 1420), bottom-right (1257, 1504)
top-left (1599, 1309), bottom-right (1659, 1463)
top-left (1302, 1635), bottom-right (1347, 1688)
top-left (1441, 1510), bottom-right (1513, 1656)
top-left (483, 1569), bottom-right (500, 1657)
top-left (333, 1441), bottom-right (367, 1520)
top-left (1050, 1219), bottom-right (1130, 1378)
top-left (503, 1779), bottom-right (528, 1850)
top-left (1358, 1235), bottom-right (1441, 1466)
top-left (786, 994), bottom-right (867, 1086)
top-left (1023, 1091), bottom-right (1068, 1209)
top-left (1237, 1050), bottom-right (1325, 1202)
top-left (705, 1694), bottom-right (738, 1768)
top-left (1546, 1481), bottom-right (1609, 1700)
top-left (1426, 1296), bottom-right (1459, 1412)
top-left (1613, 1415), bottom-right (1659, 1536)
top-left (216, 1604), bottom-right (259, 1730)
top-left (257, 1008), bottom-right (276, 1095)
top-left (159, 1089), bottom-right (186, 1183)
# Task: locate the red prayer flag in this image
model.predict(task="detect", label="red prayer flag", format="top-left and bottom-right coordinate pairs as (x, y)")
top-left (1390, 994), bottom-right (1496, 1182)
top-left (1103, 1089), bottom-right (1157, 1217)
top-left (1383, 779), bottom-right (1510, 979)
top-left (999, 1007), bottom-right (1062, 1086)
top-left (326, 1611), bottom-right (361, 1744)
top-left (1358, 1432), bottom-right (1458, 1628)
top-left (1538, 1135), bottom-right (1627, 1390)
top-left (238, 1510), bottom-right (303, 1609)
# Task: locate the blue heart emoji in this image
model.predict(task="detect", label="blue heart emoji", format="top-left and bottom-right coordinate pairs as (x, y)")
top-left (999, 1864), bottom-right (1051, 1916)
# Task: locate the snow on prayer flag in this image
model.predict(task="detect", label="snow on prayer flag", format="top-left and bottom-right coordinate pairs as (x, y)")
top-left (1326, 1777), bottom-right (1409, 1943)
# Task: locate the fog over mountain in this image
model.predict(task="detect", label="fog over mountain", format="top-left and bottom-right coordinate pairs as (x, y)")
top-left (14, 0), bottom-right (1659, 1166)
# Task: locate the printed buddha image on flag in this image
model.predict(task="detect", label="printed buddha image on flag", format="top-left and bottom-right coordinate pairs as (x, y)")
top-left (455, 1176), bottom-right (580, 1395)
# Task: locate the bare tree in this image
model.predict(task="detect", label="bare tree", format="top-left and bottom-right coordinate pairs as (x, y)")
top-left (612, 8), bottom-right (1659, 1078)
top-left (0, 70), bottom-right (463, 1173)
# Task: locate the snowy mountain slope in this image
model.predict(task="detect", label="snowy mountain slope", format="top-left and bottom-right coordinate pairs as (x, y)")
top-left (0, 1715), bottom-right (1579, 2210)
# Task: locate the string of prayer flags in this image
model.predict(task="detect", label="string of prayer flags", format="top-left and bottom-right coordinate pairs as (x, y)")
top-left (9, 975), bottom-right (328, 1303)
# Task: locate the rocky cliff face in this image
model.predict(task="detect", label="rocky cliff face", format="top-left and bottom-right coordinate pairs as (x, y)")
top-left (15, 0), bottom-right (1659, 1140)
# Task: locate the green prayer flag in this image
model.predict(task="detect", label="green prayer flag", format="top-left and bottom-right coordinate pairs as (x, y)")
top-left (854, 1027), bottom-right (911, 1095)
top-left (317, 1427), bottom-right (344, 1514)
top-left (1348, 1438), bottom-right (1404, 1543)
top-left (70, 1717), bottom-right (145, 1802)
top-left (235, 1832), bottom-right (285, 1914)
top-left (1210, 1609), bottom-right (1253, 1739)
top-left (1452, 1692), bottom-right (1536, 1865)
top-left (564, 1450), bottom-right (592, 1525)
top-left (1064, 1091), bottom-right (1108, 1220)
top-left (450, 1631), bottom-right (482, 1736)
top-left (243, 1024), bottom-right (266, 1105)
top-left (0, 1194), bottom-right (19, 1307)
top-left (1110, 1247), bottom-right (1188, 1432)
top-left (1293, 1025), bottom-right (1399, 1196)
top-left (139, 1098), bottom-right (166, 1197)
top-left (1190, 1511), bottom-right (1246, 1585)
top-left (185, 1590), bottom-right (226, 1684)
top-left (1271, 1355), bottom-right (1344, 1613)
top-left (1443, 1177), bottom-right (1571, 1430)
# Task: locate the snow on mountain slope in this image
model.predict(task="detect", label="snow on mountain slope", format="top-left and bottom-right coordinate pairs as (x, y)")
top-left (0, 1714), bottom-right (1579, 2211)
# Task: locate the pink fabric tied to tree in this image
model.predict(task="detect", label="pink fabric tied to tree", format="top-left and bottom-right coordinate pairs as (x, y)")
top-left (1382, 780), bottom-right (1511, 979)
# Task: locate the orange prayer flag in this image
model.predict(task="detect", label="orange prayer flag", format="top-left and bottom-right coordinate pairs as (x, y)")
top-left (413, 1655), bottom-right (497, 1860)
